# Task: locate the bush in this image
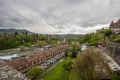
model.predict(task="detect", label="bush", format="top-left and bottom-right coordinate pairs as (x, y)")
top-left (111, 73), bottom-right (120, 80)
top-left (72, 51), bottom-right (77, 58)
top-left (24, 42), bottom-right (32, 47)
top-left (63, 59), bottom-right (72, 71)
top-left (65, 50), bottom-right (68, 57)
top-left (65, 51), bottom-right (72, 57)
top-left (113, 36), bottom-right (120, 43)
top-left (82, 34), bottom-right (91, 43)
top-left (19, 45), bottom-right (26, 50)
top-left (74, 50), bottom-right (98, 80)
top-left (27, 66), bottom-right (43, 79)
top-left (103, 29), bottom-right (112, 36)
top-left (67, 52), bottom-right (72, 57)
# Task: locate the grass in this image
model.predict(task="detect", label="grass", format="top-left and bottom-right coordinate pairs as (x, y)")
top-left (42, 58), bottom-right (72, 80)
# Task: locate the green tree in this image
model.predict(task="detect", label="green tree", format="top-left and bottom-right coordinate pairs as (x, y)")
top-left (19, 45), bottom-right (26, 50)
top-left (71, 44), bottom-right (78, 58)
top-left (113, 36), bottom-right (120, 43)
top-left (63, 59), bottom-right (72, 71)
top-left (73, 48), bottom-right (104, 80)
top-left (103, 29), bottom-right (112, 36)
top-left (90, 33), bottom-right (99, 46)
top-left (72, 51), bottom-right (77, 58)
top-left (81, 34), bottom-right (91, 43)
top-left (67, 52), bottom-right (72, 57)
top-left (65, 50), bottom-right (68, 57)
top-left (111, 73), bottom-right (120, 80)
top-left (74, 54), bottom-right (95, 80)
top-left (27, 66), bottom-right (43, 79)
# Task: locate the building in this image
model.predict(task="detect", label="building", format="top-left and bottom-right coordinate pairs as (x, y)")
top-left (109, 19), bottom-right (120, 34)
top-left (6, 45), bottom-right (69, 73)
top-left (0, 59), bottom-right (29, 80)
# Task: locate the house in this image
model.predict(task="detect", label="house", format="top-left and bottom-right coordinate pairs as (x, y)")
top-left (109, 19), bottom-right (120, 34)
top-left (6, 45), bottom-right (69, 73)
top-left (0, 59), bottom-right (29, 80)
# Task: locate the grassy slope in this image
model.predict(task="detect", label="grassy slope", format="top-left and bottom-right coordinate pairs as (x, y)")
top-left (43, 58), bottom-right (72, 80)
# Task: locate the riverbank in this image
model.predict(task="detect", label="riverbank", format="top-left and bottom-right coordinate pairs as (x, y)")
top-left (0, 46), bottom-right (45, 60)
top-left (0, 45), bottom-right (41, 55)
top-left (0, 44), bottom-right (55, 60)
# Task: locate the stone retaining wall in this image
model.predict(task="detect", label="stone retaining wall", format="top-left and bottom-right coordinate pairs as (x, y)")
top-left (106, 42), bottom-right (120, 65)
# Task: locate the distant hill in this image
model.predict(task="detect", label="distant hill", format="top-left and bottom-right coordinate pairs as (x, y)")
top-left (63, 34), bottom-right (82, 38)
top-left (0, 29), bottom-right (82, 38)
top-left (46, 34), bottom-right (82, 39)
top-left (0, 29), bottom-right (33, 34)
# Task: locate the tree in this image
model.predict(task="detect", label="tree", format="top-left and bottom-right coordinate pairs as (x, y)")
top-left (71, 44), bottom-right (79, 58)
top-left (103, 29), bottom-right (112, 36)
top-left (72, 51), bottom-right (77, 58)
top-left (111, 73), bottom-right (120, 80)
top-left (27, 66), bottom-right (43, 79)
top-left (15, 31), bottom-right (19, 35)
top-left (25, 31), bottom-right (28, 36)
top-left (113, 36), bottom-right (120, 43)
top-left (0, 33), bottom-right (50, 50)
top-left (63, 59), bottom-right (72, 71)
top-left (74, 54), bottom-right (95, 80)
top-left (90, 33), bottom-right (99, 46)
top-left (67, 52), bottom-right (72, 57)
top-left (81, 34), bottom-right (91, 43)
top-left (73, 48), bottom-right (104, 80)
top-left (19, 45), bottom-right (25, 50)
top-left (65, 50), bottom-right (68, 57)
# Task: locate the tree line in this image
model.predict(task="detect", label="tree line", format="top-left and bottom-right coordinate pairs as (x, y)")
top-left (0, 32), bottom-right (62, 50)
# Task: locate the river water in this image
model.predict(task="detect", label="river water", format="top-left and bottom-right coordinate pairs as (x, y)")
top-left (0, 44), bottom-right (86, 60)
top-left (0, 47), bottom-right (44, 60)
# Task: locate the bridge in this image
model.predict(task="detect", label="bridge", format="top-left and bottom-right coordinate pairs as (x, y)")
top-left (6, 44), bottom-right (69, 73)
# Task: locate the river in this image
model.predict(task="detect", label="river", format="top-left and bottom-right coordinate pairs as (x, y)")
top-left (0, 47), bottom-right (44, 60)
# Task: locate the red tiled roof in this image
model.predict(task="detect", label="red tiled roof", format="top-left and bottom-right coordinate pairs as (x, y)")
top-left (117, 19), bottom-right (120, 24)
top-left (6, 45), bottom-right (69, 71)
top-left (109, 19), bottom-right (120, 28)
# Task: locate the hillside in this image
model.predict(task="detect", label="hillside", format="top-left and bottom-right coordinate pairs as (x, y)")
top-left (0, 29), bottom-right (33, 34)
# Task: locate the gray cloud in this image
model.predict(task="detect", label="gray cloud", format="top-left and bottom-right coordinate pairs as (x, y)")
top-left (0, 0), bottom-right (120, 34)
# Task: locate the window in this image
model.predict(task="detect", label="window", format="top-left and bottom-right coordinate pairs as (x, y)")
top-left (32, 62), bottom-right (34, 65)
top-left (18, 67), bottom-right (20, 70)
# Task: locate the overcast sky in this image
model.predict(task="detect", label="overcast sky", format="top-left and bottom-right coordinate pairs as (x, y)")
top-left (0, 0), bottom-right (120, 34)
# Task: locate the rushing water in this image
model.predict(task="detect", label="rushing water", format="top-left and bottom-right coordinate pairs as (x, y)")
top-left (0, 47), bottom-right (44, 60)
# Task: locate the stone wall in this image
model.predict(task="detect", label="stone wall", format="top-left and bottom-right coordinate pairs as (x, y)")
top-left (106, 42), bottom-right (120, 65)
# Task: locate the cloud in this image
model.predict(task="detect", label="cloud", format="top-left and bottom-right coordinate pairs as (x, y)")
top-left (0, 0), bottom-right (120, 34)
